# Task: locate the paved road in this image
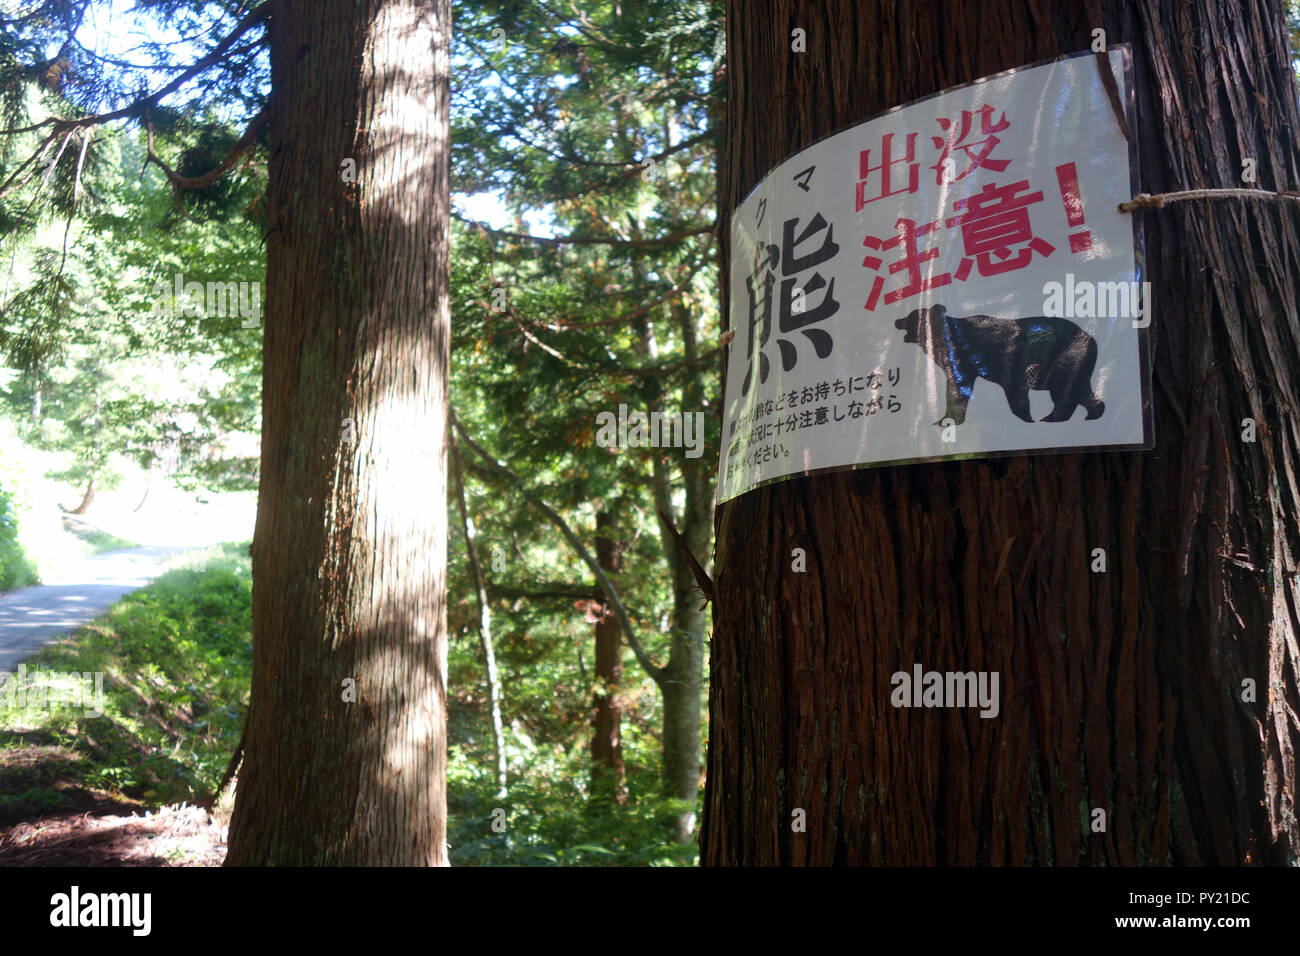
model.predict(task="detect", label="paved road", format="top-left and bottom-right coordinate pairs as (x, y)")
top-left (0, 546), bottom-right (191, 672)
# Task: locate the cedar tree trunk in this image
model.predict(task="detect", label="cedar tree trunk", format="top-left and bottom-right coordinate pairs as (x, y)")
top-left (226, 0), bottom-right (452, 865)
top-left (591, 510), bottom-right (628, 805)
top-left (701, 0), bottom-right (1300, 866)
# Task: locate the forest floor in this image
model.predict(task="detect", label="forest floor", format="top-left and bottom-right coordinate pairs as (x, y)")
top-left (0, 539), bottom-right (250, 867)
top-left (0, 801), bottom-right (228, 866)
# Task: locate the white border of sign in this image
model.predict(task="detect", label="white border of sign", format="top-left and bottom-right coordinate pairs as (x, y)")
top-left (717, 47), bottom-right (1153, 505)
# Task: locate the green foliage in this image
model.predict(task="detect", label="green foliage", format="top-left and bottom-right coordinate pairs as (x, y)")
top-left (4, 0), bottom-right (721, 860)
top-left (0, 119), bottom-right (264, 497)
top-left (449, 759), bottom-right (698, 866)
top-left (0, 480), bottom-right (37, 592)
top-left (447, 0), bottom-right (721, 846)
top-left (0, 543), bottom-right (251, 821)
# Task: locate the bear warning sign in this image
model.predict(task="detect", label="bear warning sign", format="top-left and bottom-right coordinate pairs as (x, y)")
top-left (717, 47), bottom-right (1153, 504)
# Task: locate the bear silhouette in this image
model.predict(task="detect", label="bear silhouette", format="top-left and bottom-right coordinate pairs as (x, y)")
top-left (895, 304), bottom-right (1105, 426)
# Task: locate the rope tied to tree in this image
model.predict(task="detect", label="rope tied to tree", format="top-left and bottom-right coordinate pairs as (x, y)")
top-left (1119, 187), bottom-right (1300, 212)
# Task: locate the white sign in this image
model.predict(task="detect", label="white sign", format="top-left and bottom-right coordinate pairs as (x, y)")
top-left (719, 48), bottom-right (1152, 503)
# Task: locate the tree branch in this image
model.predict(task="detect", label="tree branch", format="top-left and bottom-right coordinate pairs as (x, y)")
top-left (450, 408), bottom-right (665, 682)
top-left (542, 245), bottom-right (714, 330)
top-left (453, 213), bottom-right (712, 249)
top-left (487, 584), bottom-right (600, 601)
top-left (0, 128), bottom-right (66, 200)
top-left (0, 3), bottom-right (269, 136)
top-left (501, 120), bottom-right (707, 172)
top-left (658, 510), bottom-right (713, 606)
top-left (144, 104), bottom-right (269, 193)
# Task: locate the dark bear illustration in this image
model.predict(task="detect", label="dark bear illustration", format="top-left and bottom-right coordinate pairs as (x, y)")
top-left (894, 304), bottom-right (1105, 426)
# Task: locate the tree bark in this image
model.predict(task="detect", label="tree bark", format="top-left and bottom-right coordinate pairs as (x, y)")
top-left (225, 0), bottom-right (451, 865)
top-left (70, 477), bottom-right (94, 515)
top-left (648, 453), bottom-right (705, 844)
top-left (591, 510), bottom-right (628, 805)
top-left (651, 299), bottom-right (713, 844)
top-left (702, 0), bottom-right (1300, 866)
top-left (659, 580), bottom-right (705, 842)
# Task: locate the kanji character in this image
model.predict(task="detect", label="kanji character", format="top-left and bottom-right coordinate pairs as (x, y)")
top-left (856, 132), bottom-right (920, 209)
top-left (931, 104), bottom-right (1011, 185)
top-left (945, 180), bottom-right (1055, 279)
top-left (861, 217), bottom-right (952, 311)
top-left (740, 266), bottom-right (775, 396)
top-left (778, 214), bottom-right (840, 370)
top-left (782, 213), bottom-right (839, 276)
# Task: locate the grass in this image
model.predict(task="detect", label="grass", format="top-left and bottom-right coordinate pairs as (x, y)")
top-left (59, 513), bottom-right (139, 554)
top-left (447, 766), bottom-right (700, 866)
top-left (0, 485), bottom-right (38, 593)
top-left (0, 541), bottom-right (251, 826)
top-left (0, 532), bottom-right (699, 865)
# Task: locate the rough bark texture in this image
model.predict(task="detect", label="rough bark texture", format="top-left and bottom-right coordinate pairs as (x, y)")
top-left (226, 0), bottom-right (451, 865)
top-left (702, 0), bottom-right (1300, 865)
top-left (591, 510), bottom-right (628, 805)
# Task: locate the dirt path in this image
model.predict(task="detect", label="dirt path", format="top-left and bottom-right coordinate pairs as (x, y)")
top-left (0, 546), bottom-right (191, 673)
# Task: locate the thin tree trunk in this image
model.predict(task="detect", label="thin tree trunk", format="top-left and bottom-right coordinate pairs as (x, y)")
top-left (702, 0), bottom-right (1300, 865)
top-left (629, 253), bottom-right (709, 842)
top-left (648, 303), bottom-right (713, 844)
top-left (451, 437), bottom-right (508, 803)
top-left (658, 586), bottom-right (704, 842)
top-left (647, 452), bottom-right (702, 843)
top-left (71, 478), bottom-right (95, 515)
top-left (455, 413), bottom-right (698, 831)
top-left (226, 0), bottom-right (451, 865)
top-left (591, 510), bottom-right (628, 805)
